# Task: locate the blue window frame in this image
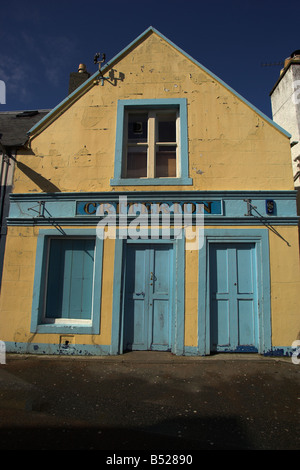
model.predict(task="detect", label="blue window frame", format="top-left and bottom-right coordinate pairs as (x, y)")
top-left (110, 99), bottom-right (192, 186)
top-left (31, 229), bottom-right (103, 335)
top-left (45, 238), bottom-right (95, 321)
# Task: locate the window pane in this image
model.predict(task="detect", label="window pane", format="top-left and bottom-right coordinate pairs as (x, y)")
top-left (45, 238), bottom-right (95, 320)
top-left (126, 146), bottom-right (147, 177)
top-left (156, 148), bottom-right (176, 177)
top-left (157, 113), bottom-right (176, 142)
top-left (128, 113), bottom-right (148, 142)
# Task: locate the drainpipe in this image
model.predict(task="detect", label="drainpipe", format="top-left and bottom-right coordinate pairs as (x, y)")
top-left (0, 142), bottom-right (11, 232)
top-left (0, 141), bottom-right (5, 189)
top-left (0, 142), bottom-right (14, 287)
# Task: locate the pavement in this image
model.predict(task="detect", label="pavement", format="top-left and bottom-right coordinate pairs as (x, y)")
top-left (0, 351), bottom-right (299, 452)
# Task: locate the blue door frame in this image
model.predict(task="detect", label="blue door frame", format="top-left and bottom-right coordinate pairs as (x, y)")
top-left (209, 242), bottom-right (259, 352)
top-left (123, 244), bottom-right (173, 351)
top-left (198, 229), bottom-right (271, 356)
top-left (111, 233), bottom-right (185, 355)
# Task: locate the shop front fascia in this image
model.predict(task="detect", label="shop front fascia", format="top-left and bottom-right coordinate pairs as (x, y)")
top-left (5, 189), bottom-right (298, 357)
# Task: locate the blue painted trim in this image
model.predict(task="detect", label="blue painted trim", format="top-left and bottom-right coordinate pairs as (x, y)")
top-left (183, 346), bottom-right (199, 356)
top-left (27, 26), bottom-right (291, 139)
top-left (30, 228), bottom-right (103, 335)
top-left (198, 229), bottom-right (271, 356)
top-left (76, 199), bottom-right (222, 216)
top-left (3, 341), bottom-right (295, 357)
top-left (110, 177), bottom-right (193, 186)
top-left (263, 347), bottom-right (296, 357)
top-left (110, 237), bottom-right (124, 355)
top-left (176, 235), bottom-right (185, 355)
top-left (8, 189), bottom-right (298, 226)
top-left (147, 27), bottom-right (291, 138)
top-left (7, 216), bottom-right (299, 227)
top-left (4, 341), bottom-right (111, 356)
top-left (110, 231), bottom-right (185, 355)
top-left (111, 98), bottom-right (192, 186)
top-left (27, 68), bottom-right (100, 136)
top-left (9, 190), bottom-right (298, 201)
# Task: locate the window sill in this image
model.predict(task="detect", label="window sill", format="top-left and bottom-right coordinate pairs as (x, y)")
top-left (110, 177), bottom-right (193, 186)
top-left (34, 322), bottom-right (96, 335)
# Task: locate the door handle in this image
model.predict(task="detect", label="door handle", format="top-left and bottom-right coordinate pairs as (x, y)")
top-left (150, 272), bottom-right (157, 281)
top-left (136, 292), bottom-right (145, 297)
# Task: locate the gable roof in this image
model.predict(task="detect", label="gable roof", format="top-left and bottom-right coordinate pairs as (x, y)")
top-left (0, 109), bottom-right (50, 147)
top-left (27, 26), bottom-right (291, 139)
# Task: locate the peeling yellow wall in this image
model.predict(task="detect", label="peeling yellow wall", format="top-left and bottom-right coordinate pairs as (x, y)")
top-left (185, 248), bottom-right (198, 347)
top-left (268, 226), bottom-right (300, 346)
top-left (0, 226), bottom-right (114, 347)
top-left (1, 31), bottom-right (298, 355)
top-left (2, 224), bottom-right (298, 350)
top-left (12, 33), bottom-right (294, 194)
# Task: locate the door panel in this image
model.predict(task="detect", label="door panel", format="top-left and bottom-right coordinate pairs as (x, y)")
top-left (236, 246), bottom-right (254, 294)
top-left (211, 299), bottom-right (230, 347)
top-left (238, 299), bottom-right (255, 345)
top-left (152, 300), bottom-right (170, 347)
top-left (151, 246), bottom-right (172, 348)
top-left (123, 244), bottom-right (173, 351)
top-left (123, 246), bottom-right (148, 350)
top-left (211, 245), bottom-right (229, 294)
top-left (210, 243), bottom-right (258, 352)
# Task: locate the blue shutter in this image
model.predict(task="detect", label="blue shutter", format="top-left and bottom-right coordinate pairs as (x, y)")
top-left (45, 238), bottom-right (95, 320)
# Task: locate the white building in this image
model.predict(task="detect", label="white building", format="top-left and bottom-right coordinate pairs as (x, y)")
top-left (270, 50), bottom-right (300, 188)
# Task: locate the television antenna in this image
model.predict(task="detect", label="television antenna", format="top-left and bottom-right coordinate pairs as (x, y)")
top-left (261, 61), bottom-right (284, 67)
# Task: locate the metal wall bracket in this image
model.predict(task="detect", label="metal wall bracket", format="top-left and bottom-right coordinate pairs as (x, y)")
top-left (28, 201), bottom-right (45, 217)
top-left (244, 199), bottom-right (256, 216)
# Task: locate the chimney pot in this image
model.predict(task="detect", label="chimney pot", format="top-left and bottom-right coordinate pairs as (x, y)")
top-left (68, 64), bottom-right (90, 94)
top-left (78, 63), bottom-right (87, 73)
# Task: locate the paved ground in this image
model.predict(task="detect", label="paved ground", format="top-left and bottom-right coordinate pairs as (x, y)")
top-left (0, 352), bottom-right (299, 451)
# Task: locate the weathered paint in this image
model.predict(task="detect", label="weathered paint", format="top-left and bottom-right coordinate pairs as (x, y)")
top-left (123, 243), bottom-right (173, 352)
top-left (270, 56), bottom-right (300, 187)
top-left (0, 28), bottom-right (299, 356)
top-left (13, 31), bottom-right (294, 194)
top-left (209, 242), bottom-right (259, 352)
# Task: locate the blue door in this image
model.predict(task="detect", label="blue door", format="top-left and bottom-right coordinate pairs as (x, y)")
top-left (123, 244), bottom-right (173, 351)
top-left (209, 243), bottom-right (259, 352)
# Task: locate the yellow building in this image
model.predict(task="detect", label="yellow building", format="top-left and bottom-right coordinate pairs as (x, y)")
top-left (0, 27), bottom-right (299, 356)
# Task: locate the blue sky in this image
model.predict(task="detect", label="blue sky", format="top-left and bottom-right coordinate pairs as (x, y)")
top-left (0, 0), bottom-right (299, 118)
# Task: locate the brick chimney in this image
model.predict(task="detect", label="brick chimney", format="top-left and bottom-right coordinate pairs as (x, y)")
top-left (68, 64), bottom-right (90, 94)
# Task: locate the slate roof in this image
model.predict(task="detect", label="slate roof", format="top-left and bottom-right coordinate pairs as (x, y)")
top-left (0, 109), bottom-right (50, 148)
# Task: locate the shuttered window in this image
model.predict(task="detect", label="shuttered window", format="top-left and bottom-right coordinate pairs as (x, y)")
top-left (44, 238), bottom-right (95, 321)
